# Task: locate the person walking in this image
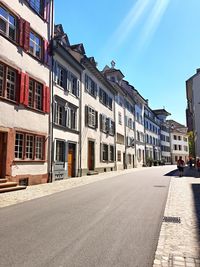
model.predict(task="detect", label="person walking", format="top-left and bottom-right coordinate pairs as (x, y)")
top-left (177, 156), bottom-right (185, 177)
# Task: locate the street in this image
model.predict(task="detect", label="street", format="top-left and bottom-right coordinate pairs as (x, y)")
top-left (0, 167), bottom-right (171, 267)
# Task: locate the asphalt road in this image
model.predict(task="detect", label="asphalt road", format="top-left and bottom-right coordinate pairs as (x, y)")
top-left (0, 166), bottom-right (172, 267)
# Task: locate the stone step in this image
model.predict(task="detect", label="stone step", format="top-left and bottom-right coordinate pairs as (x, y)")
top-left (87, 171), bottom-right (99, 176)
top-left (0, 182), bottom-right (18, 189)
top-left (0, 186), bottom-right (26, 194)
top-left (0, 179), bottom-right (8, 183)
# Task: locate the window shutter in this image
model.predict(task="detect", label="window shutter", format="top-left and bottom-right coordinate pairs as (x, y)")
top-left (106, 118), bottom-right (110, 133)
top-left (100, 143), bottom-right (103, 162)
top-left (95, 111), bottom-right (98, 129)
top-left (100, 114), bottom-right (103, 131)
top-left (67, 71), bottom-right (71, 91)
top-left (77, 80), bottom-right (80, 98)
top-left (44, 0), bottom-right (50, 23)
top-left (85, 106), bottom-right (88, 126)
top-left (23, 21), bottom-right (30, 51)
top-left (63, 69), bottom-right (68, 92)
top-left (113, 121), bottom-right (115, 135)
top-left (18, 71), bottom-right (26, 104)
top-left (53, 101), bottom-right (57, 123)
top-left (53, 60), bottom-right (58, 82)
top-left (44, 86), bottom-right (50, 113)
top-left (43, 39), bottom-right (50, 66)
top-left (19, 17), bottom-right (25, 47)
top-left (42, 84), bottom-right (46, 112)
top-left (85, 74), bottom-right (88, 91)
top-left (24, 74), bottom-right (29, 106)
top-left (94, 83), bottom-right (98, 98)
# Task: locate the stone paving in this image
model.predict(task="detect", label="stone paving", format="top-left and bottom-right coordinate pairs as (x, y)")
top-left (153, 167), bottom-right (200, 267)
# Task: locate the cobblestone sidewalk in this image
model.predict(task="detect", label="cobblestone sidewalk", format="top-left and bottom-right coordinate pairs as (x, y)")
top-left (153, 167), bottom-right (200, 267)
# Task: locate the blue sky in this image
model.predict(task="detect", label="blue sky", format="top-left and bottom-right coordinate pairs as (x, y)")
top-left (55, 0), bottom-right (200, 125)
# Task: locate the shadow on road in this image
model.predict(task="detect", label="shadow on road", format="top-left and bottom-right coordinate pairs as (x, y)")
top-left (164, 167), bottom-right (200, 178)
top-left (191, 184), bottom-right (200, 242)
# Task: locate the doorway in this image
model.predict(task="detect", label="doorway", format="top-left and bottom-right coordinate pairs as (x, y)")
top-left (68, 143), bottom-right (76, 177)
top-left (0, 132), bottom-right (7, 178)
top-left (123, 152), bottom-right (126, 169)
top-left (132, 155), bottom-right (135, 168)
top-left (88, 141), bottom-right (95, 171)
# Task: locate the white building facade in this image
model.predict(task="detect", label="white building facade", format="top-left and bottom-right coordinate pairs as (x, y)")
top-left (0, 0), bottom-right (52, 185)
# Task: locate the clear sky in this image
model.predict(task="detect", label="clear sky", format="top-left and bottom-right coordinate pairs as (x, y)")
top-left (54, 0), bottom-right (200, 125)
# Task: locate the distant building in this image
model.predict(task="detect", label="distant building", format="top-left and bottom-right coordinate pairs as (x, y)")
top-left (154, 109), bottom-right (171, 164)
top-left (167, 120), bottom-right (189, 164)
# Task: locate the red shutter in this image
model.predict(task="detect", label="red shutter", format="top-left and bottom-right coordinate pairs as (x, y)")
top-left (19, 18), bottom-right (25, 47)
top-left (45, 86), bottom-right (50, 113)
top-left (24, 74), bottom-right (29, 106)
top-left (42, 84), bottom-right (46, 112)
top-left (23, 21), bottom-right (30, 51)
top-left (19, 72), bottom-right (26, 104)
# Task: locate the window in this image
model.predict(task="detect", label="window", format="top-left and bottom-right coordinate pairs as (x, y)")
top-left (0, 62), bottom-right (17, 101)
top-left (99, 88), bottom-right (112, 110)
top-left (118, 112), bottom-right (122, 125)
top-left (102, 144), bottom-right (108, 161)
top-left (174, 144), bottom-right (177, 150)
top-left (86, 106), bottom-right (98, 129)
top-left (55, 103), bottom-right (65, 126)
top-left (183, 137), bottom-right (187, 142)
top-left (178, 136), bottom-right (181, 141)
top-left (117, 151), bottom-right (121, 162)
top-left (178, 145), bottom-right (182, 151)
top-left (109, 120), bottom-right (115, 136)
top-left (71, 74), bottom-right (79, 97)
top-left (184, 146), bottom-right (188, 152)
top-left (66, 106), bottom-right (77, 130)
top-left (128, 118), bottom-right (132, 129)
top-left (29, 31), bottom-right (42, 59)
top-left (57, 64), bottom-right (67, 89)
top-left (0, 5), bottom-right (16, 41)
top-left (56, 140), bottom-right (65, 162)
top-left (28, 79), bottom-right (43, 110)
top-left (15, 132), bottom-right (45, 160)
top-left (109, 145), bottom-right (114, 162)
top-left (173, 135), bottom-right (177, 140)
top-left (29, 0), bottom-right (44, 16)
top-left (85, 74), bottom-right (97, 98)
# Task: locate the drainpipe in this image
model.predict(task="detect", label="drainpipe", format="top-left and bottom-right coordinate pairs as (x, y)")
top-left (48, 0), bottom-right (54, 183)
top-left (78, 72), bottom-right (83, 177)
top-left (124, 95), bottom-right (127, 169)
top-left (114, 94), bottom-right (117, 171)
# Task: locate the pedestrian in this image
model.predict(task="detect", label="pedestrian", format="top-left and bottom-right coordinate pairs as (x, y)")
top-left (189, 157), bottom-right (193, 168)
top-left (196, 158), bottom-right (200, 177)
top-left (177, 156), bottom-right (185, 177)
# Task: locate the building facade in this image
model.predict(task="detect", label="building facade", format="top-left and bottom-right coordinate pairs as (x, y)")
top-left (51, 25), bottom-right (84, 181)
top-left (186, 69), bottom-right (200, 157)
top-left (0, 0), bottom-right (52, 185)
top-left (167, 120), bottom-right (189, 164)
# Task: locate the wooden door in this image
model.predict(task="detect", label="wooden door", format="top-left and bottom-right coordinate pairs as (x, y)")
top-left (68, 144), bottom-right (76, 177)
top-left (88, 141), bottom-right (94, 170)
top-left (0, 133), bottom-right (7, 178)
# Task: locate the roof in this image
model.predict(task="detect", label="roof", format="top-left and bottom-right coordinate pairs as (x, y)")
top-left (153, 109), bottom-right (171, 116)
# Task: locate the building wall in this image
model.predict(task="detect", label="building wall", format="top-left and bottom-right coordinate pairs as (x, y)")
top-left (170, 132), bottom-right (189, 164)
top-left (0, 0), bottom-right (51, 184)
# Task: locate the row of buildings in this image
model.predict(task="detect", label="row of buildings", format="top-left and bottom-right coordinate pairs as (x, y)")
top-left (0, 0), bottom-right (189, 186)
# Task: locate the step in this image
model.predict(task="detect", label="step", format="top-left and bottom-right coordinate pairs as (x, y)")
top-left (0, 179), bottom-right (8, 183)
top-left (87, 171), bottom-right (99, 176)
top-left (0, 186), bottom-right (26, 194)
top-left (0, 182), bottom-right (18, 189)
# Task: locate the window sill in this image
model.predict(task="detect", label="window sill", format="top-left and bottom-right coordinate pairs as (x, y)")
top-left (0, 96), bottom-right (18, 105)
top-left (0, 32), bottom-right (18, 47)
top-left (13, 160), bottom-right (46, 163)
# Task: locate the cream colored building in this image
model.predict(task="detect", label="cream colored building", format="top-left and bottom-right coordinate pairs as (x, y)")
top-left (167, 120), bottom-right (189, 164)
